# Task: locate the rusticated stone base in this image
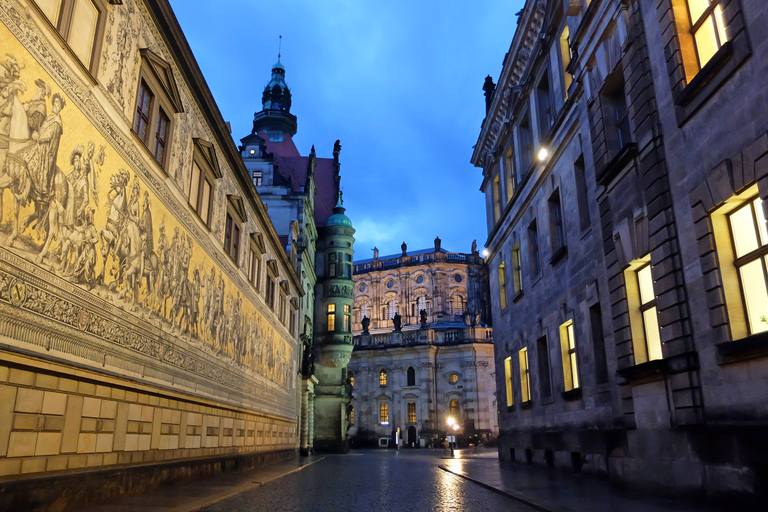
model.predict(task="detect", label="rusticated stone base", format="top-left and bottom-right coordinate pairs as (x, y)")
top-left (0, 449), bottom-right (294, 512)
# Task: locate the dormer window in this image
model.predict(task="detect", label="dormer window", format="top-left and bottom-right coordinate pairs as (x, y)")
top-left (253, 170), bottom-right (263, 186)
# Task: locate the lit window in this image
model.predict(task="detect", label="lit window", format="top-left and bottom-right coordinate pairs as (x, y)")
top-left (512, 246), bottom-right (523, 295)
top-left (407, 402), bottom-right (416, 423)
top-left (728, 196), bottom-right (768, 335)
top-left (519, 348), bottom-right (531, 402)
top-left (559, 25), bottom-right (573, 99)
top-left (343, 304), bottom-right (351, 332)
top-left (350, 409), bottom-right (355, 425)
top-left (35, 0), bottom-right (105, 72)
top-left (379, 369), bottom-right (387, 387)
top-left (380, 403), bottom-right (389, 424)
top-left (686, 0), bottom-right (728, 70)
top-left (504, 357), bottom-right (514, 407)
top-left (449, 399), bottom-right (460, 418)
top-left (493, 174), bottom-right (502, 222)
top-left (327, 304), bottom-right (336, 332)
top-left (498, 261), bottom-right (507, 309)
top-left (347, 371), bottom-right (354, 387)
top-left (559, 320), bottom-right (580, 391)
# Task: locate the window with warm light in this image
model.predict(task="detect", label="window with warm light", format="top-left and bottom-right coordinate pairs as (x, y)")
top-left (349, 409), bottom-right (354, 425)
top-left (727, 196), bottom-right (768, 335)
top-left (498, 261), bottom-right (507, 309)
top-left (347, 371), bottom-right (354, 387)
top-left (519, 348), bottom-right (531, 403)
top-left (379, 369), bottom-right (388, 387)
top-left (559, 25), bottom-right (573, 99)
top-left (380, 403), bottom-right (389, 424)
top-left (343, 304), bottom-right (351, 332)
top-left (504, 356), bottom-right (514, 407)
top-left (623, 254), bottom-right (663, 364)
top-left (449, 399), bottom-right (460, 418)
top-left (559, 320), bottom-right (580, 391)
top-left (327, 304), bottom-right (336, 332)
top-left (686, 0), bottom-right (728, 70)
top-left (407, 402), bottom-right (416, 423)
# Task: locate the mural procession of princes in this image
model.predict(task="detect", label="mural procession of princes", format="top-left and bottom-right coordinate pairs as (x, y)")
top-left (0, 53), bottom-right (292, 389)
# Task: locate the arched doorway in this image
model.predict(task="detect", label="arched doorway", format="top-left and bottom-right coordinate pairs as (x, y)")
top-left (407, 426), bottom-right (417, 447)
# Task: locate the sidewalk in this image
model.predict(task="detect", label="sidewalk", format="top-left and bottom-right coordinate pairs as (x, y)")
top-left (439, 455), bottom-right (726, 512)
top-left (81, 455), bottom-right (323, 512)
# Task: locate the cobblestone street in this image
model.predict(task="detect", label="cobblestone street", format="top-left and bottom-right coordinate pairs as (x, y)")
top-left (202, 450), bottom-right (533, 512)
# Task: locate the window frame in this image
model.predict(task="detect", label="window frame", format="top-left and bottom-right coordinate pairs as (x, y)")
top-left (188, 139), bottom-right (221, 228)
top-left (504, 356), bottom-right (514, 407)
top-left (407, 402), bottom-right (416, 424)
top-left (559, 320), bottom-right (580, 392)
top-left (379, 403), bottom-right (389, 425)
top-left (519, 348), bottom-right (531, 403)
top-left (327, 303), bottom-right (336, 332)
top-left (379, 369), bottom-right (388, 387)
top-left (498, 261), bottom-right (508, 310)
top-left (624, 255), bottom-right (663, 364)
top-left (223, 196), bottom-right (246, 266)
top-left (33, 0), bottom-right (109, 78)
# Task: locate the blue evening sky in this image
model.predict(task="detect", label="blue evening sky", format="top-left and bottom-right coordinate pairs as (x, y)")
top-left (168, 0), bottom-right (523, 259)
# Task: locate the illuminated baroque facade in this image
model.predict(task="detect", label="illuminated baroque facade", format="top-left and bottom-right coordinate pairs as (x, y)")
top-left (347, 240), bottom-right (498, 447)
top-left (473, 0), bottom-right (768, 501)
top-left (0, 1), bottom-right (304, 509)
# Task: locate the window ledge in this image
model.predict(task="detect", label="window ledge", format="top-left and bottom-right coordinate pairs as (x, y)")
top-left (616, 359), bottom-right (666, 383)
top-left (549, 246), bottom-right (568, 266)
top-left (595, 143), bottom-right (638, 187)
top-left (560, 388), bottom-right (582, 401)
top-left (506, 405), bottom-right (516, 412)
top-left (520, 400), bottom-right (533, 410)
top-left (716, 331), bottom-right (768, 365)
top-left (674, 42), bottom-right (733, 108)
top-left (512, 290), bottom-right (524, 304)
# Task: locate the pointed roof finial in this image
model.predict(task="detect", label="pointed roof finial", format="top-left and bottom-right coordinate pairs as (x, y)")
top-left (278, 35), bottom-right (282, 63)
top-left (335, 190), bottom-right (344, 208)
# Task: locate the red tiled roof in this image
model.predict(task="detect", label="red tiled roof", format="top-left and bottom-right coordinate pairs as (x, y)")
top-left (259, 131), bottom-right (339, 227)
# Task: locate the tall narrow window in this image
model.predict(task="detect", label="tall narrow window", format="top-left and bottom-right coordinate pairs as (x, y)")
top-left (549, 191), bottom-right (565, 252)
top-left (407, 367), bottom-right (416, 386)
top-left (504, 145), bottom-right (516, 201)
top-left (388, 300), bottom-right (397, 320)
top-left (528, 221), bottom-right (541, 276)
top-left (512, 245), bottom-right (523, 295)
top-left (343, 304), bottom-right (351, 332)
top-left (153, 108), bottom-right (169, 164)
top-left (380, 403), bottom-right (389, 424)
top-left (536, 72), bottom-right (553, 136)
top-left (327, 304), bottom-right (336, 332)
top-left (253, 170), bottom-right (263, 186)
top-left (559, 320), bottom-right (579, 391)
top-left (590, 304), bottom-right (609, 385)
top-left (559, 25), bottom-right (573, 99)
top-left (728, 196), bottom-right (768, 335)
top-left (574, 155), bottom-right (590, 231)
top-left (344, 254), bottom-right (353, 278)
top-left (498, 262), bottom-right (507, 309)
top-left (379, 369), bottom-right (388, 387)
top-left (686, 0), bottom-right (728, 70)
top-left (328, 253), bottom-right (337, 277)
top-left (349, 409), bottom-right (355, 425)
top-left (266, 275), bottom-right (275, 310)
top-left (504, 356), bottom-right (514, 407)
top-left (519, 348), bottom-right (531, 403)
top-left (603, 72), bottom-right (632, 154)
top-left (519, 110), bottom-right (533, 172)
top-left (637, 261), bottom-right (663, 360)
top-left (536, 337), bottom-right (552, 399)
top-left (407, 402), bottom-right (416, 423)
top-left (449, 399), bottom-right (460, 418)
top-left (493, 174), bottom-right (502, 222)
top-left (134, 80), bottom-right (153, 141)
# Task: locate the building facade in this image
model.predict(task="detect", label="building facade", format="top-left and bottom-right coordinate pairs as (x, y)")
top-left (0, 1), bottom-right (304, 509)
top-left (348, 240), bottom-right (497, 447)
top-left (473, 0), bottom-right (768, 501)
top-left (240, 60), bottom-right (355, 453)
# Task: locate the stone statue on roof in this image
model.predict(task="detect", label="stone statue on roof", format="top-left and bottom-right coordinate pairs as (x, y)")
top-left (373, 247), bottom-right (379, 260)
top-left (361, 316), bottom-right (370, 335)
top-left (392, 312), bottom-right (402, 331)
top-left (401, 241), bottom-right (407, 257)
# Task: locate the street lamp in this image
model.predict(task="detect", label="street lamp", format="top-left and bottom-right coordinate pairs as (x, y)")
top-left (447, 417), bottom-right (456, 427)
top-left (537, 147), bottom-right (549, 161)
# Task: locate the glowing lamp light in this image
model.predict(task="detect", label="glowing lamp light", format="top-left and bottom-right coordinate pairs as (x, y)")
top-left (452, 424), bottom-right (460, 431)
top-left (481, 249), bottom-right (489, 258)
top-left (537, 147), bottom-right (550, 161)
top-left (447, 417), bottom-right (456, 427)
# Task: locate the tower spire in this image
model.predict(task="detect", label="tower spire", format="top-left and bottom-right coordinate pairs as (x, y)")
top-left (278, 35), bottom-right (282, 63)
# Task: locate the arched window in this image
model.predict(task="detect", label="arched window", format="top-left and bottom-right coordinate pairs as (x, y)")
top-left (388, 300), bottom-right (397, 319)
top-left (407, 367), bottom-right (416, 386)
top-left (361, 303), bottom-right (369, 320)
top-left (449, 399), bottom-right (460, 418)
top-left (379, 369), bottom-right (388, 386)
top-left (380, 403), bottom-right (389, 424)
top-left (417, 296), bottom-right (426, 315)
top-left (347, 371), bottom-right (355, 387)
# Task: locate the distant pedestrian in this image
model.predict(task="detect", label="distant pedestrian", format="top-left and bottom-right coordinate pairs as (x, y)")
top-left (442, 439), bottom-right (450, 455)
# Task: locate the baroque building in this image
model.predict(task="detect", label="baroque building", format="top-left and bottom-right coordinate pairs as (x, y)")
top-left (473, 0), bottom-right (768, 502)
top-left (240, 59), bottom-right (354, 453)
top-left (0, 1), bottom-right (305, 509)
top-left (347, 239), bottom-right (497, 447)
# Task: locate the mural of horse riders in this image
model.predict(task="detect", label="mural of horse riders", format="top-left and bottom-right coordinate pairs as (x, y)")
top-left (0, 53), bottom-right (294, 389)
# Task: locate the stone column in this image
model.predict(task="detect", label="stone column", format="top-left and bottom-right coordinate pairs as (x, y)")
top-left (307, 392), bottom-right (315, 452)
top-left (300, 376), bottom-right (318, 456)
